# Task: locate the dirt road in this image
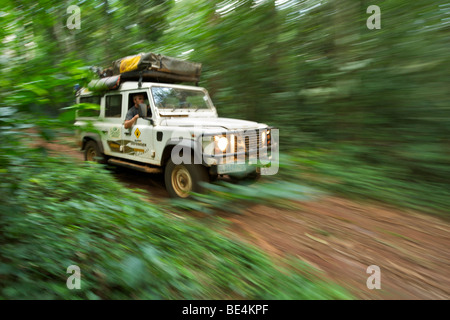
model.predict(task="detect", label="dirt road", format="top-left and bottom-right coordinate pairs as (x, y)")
top-left (47, 139), bottom-right (450, 300)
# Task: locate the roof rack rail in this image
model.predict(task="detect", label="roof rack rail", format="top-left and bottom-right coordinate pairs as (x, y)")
top-left (119, 69), bottom-right (200, 84)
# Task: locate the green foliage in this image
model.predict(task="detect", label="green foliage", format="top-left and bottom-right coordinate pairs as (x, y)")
top-left (171, 179), bottom-right (320, 214)
top-left (0, 5), bottom-right (352, 296)
top-left (0, 0), bottom-right (448, 300)
top-left (158, 0), bottom-right (450, 215)
top-left (286, 147), bottom-right (450, 216)
top-left (0, 144), bottom-right (351, 299)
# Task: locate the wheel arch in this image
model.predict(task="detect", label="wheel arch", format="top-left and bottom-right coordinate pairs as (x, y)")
top-left (161, 138), bottom-right (204, 167)
top-left (81, 133), bottom-right (104, 153)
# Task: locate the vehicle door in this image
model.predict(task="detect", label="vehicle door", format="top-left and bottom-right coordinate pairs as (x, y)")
top-left (102, 93), bottom-right (125, 157)
top-left (120, 90), bottom-right (155, 162)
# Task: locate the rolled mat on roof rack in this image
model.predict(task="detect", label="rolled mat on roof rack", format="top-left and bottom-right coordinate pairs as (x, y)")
top-left (87, 75), bottom-right (121, 91)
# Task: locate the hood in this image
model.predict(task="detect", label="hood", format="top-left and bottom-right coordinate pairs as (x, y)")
top-left (161, 117), bottom-right (262, 130)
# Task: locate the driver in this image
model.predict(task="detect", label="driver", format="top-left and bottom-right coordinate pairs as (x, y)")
top-left (124, 93), bottom-right (150, 129)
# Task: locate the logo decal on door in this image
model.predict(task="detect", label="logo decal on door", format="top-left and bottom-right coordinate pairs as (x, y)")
top-left (109, 127), bottom-right (121, 138)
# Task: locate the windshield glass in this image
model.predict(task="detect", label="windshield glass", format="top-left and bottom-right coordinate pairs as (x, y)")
top-left (151, 87), bottom-right (211, 110)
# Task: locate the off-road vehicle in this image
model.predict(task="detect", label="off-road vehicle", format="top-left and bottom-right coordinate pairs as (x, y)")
top-left (74, 53), bottom-right (277, 198)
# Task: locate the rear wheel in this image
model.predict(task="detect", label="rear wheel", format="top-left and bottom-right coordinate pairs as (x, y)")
top-left (84, 140), bottom-right (106, 164)
top-left (164, 159), bottom-right (208, 198)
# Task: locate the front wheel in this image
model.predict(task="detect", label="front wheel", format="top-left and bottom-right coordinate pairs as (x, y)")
top-left (164, 159), bottom-right (209, 198)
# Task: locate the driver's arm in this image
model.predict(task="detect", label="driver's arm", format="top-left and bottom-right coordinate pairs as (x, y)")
top-left (124, 114), bottom-right (139, 129)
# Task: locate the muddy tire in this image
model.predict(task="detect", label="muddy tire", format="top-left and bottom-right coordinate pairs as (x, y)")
top-left (84, 140), bottom-right (106, 164)
top-left (164, 158), bottom-right (208, 198)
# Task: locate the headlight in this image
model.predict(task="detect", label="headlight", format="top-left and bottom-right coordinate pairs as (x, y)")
top-left (266, 129), bottom-right (271, 146)
top-left (261, 131), bottom-right (267, 145)
top-left (215, 136), bottom-right (228, 152)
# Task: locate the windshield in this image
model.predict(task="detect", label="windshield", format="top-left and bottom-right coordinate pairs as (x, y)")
top-left (151, 87), bottom-right (211, 110)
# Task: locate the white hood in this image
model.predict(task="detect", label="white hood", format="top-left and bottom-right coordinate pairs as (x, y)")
top-left (161, 117), bottom-right (263, 130)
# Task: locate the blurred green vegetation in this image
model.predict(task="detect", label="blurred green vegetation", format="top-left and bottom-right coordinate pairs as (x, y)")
top-left (174, 0), bottom-right (449, 216)
top-left (171, 179), bottom-right (321, 214)
top-left (0, 0), bottom-right (449, 299)
top-left (0, 149), bottom-right (351, 299)
top-left (1, 0), bottom-right (448, 215)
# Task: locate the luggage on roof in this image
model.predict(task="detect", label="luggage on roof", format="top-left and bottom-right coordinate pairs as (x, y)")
top-left (100, 52), bottom-right (202, 84)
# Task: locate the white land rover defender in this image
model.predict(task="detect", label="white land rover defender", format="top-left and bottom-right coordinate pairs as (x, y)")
top-left (74, 53), bottom-right (276, 198)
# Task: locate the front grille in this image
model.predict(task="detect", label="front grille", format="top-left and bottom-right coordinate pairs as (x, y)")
top-left (244, 130), bottom-right (260, 151)
top-left (230, 129), bottom-right (260, 163)
top-left (217, 129), bottom-right (268, 164)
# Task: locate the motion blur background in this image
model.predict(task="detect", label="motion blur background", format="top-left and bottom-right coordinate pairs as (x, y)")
top-left (0, 0), bottom-right (448, 299)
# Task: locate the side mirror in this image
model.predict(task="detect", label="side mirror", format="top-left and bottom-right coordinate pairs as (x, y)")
top-left (139, 103), bottom-right (148, 118)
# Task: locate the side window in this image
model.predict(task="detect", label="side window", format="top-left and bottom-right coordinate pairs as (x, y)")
top-left (78, 96), bottom-right (100, 117)
top-left (128, 92), bottom-right (152, 118)
top-left (105, 95), bottom-right (122, 118)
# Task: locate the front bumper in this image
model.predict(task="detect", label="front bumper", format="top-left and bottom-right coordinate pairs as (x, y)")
top-left (201, 127), bottom-right (276, 171)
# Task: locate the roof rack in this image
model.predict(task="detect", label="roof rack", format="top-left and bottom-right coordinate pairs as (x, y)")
top-left (87, 52), bottom-right (202, 92)
top-left (120, 69), bottom-right (200, 84)
top-left (103, 52), bottom-right (201, 82)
